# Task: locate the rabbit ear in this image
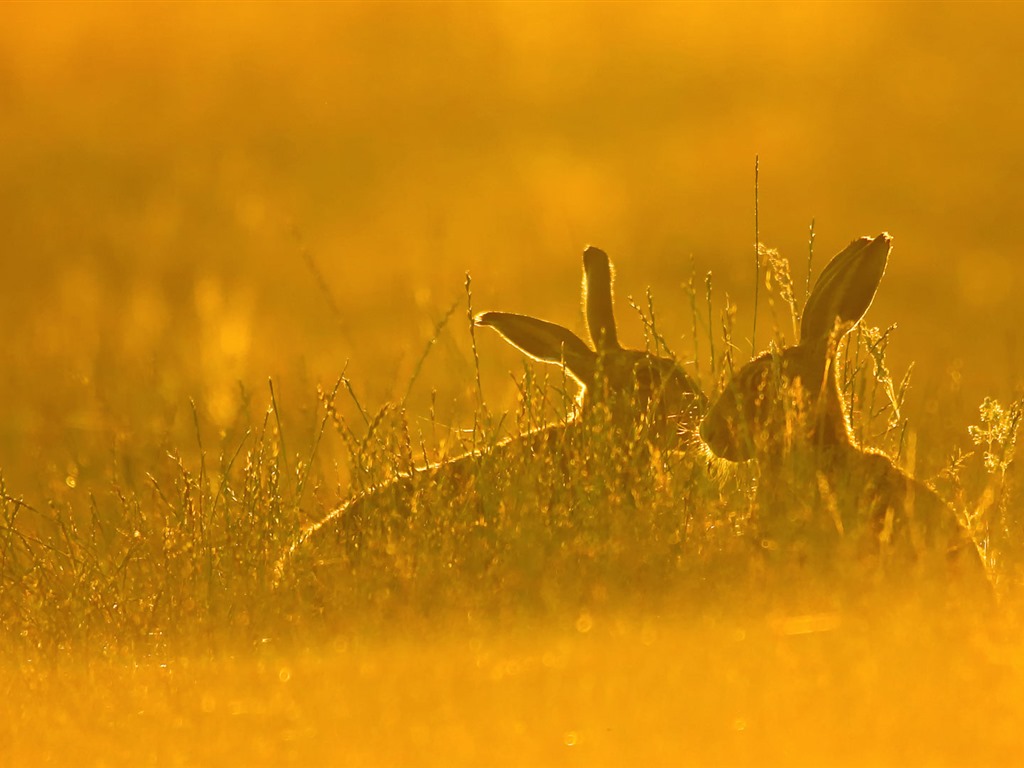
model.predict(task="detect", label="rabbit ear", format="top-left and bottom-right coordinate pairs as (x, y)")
top-left (475, 312), bottom-right (597, 383)
top-left (799, 233), bottom-right (891, 349)
top-left (583, 246), bottom-right (621, 352)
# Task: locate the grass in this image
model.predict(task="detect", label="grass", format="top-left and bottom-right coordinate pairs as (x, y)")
top-left (5, 614), bottom-right (1022, 766)
top-left (2, 238), bottom-right (1022, 764)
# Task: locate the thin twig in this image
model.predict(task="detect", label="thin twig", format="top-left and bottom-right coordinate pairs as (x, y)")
top-left (752, 154), bottom-right (760, 360)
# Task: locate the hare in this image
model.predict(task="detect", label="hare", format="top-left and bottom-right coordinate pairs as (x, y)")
top-left (476, 246), bottom-right (706, 446)
top-left (275, 245), bottom-right (706, 586)
top-left (699, 234), bottom-right (990, 600)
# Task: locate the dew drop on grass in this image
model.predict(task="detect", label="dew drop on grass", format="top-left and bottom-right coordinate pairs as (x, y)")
top-left (200, 694), bottom-right (216, 714)
top-left (542, 651), bottom-right (565, 669)
top-left (575, 611), bottom-right (593, 634)
top-left (640, 622), bottom-right (657, 646)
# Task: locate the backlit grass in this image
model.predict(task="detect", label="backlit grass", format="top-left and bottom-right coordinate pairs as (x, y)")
top-left (3, 4), bottom-right (1024, 765)
top-left (2, 239), bottom-right (1021, 765)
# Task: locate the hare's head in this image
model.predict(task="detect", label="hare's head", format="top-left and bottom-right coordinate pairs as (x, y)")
top-left (476, 246), bottom-right (705, 445)
top-left (700, 234), bottom-right (891, 462)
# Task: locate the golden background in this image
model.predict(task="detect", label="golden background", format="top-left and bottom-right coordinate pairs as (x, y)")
top-left (3, 4), bottom-right (1024, 764)
top-left (3, 3), bottom-right (1023, 494)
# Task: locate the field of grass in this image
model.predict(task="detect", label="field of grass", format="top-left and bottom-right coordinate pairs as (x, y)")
top-left (2, 3), bottom-right (1024, 765)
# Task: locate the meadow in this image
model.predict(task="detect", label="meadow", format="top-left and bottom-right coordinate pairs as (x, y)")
top-left (2, 3), bottom-right (1024, 765)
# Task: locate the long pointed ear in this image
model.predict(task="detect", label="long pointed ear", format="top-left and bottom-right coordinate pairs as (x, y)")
top-left (583, 246), bottom-right (621, 352)
top-left (475, 311), bottom-right (597, 383)
top-left (799, 233), bottom-right (891, 349)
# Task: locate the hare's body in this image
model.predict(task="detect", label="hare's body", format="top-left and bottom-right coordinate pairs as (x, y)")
top-left (750, 435), bottom-right (985, 591)
top-left (700, 234), bottom-right (989, 598)
top-left (276, 246), bottom-right (705, 585)
top-left (279, 424), bottom-right (564, 574)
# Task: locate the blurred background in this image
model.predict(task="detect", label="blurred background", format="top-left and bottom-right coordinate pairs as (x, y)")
top-left (1, 2), bottom-right (1022, 495)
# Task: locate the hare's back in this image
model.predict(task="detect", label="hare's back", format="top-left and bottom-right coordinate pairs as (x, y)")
top-left (856, 451), bottom-right (989, 592)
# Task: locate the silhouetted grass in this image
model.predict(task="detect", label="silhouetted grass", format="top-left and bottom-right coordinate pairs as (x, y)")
top-left (1, 246), bottom-right (1018, 661)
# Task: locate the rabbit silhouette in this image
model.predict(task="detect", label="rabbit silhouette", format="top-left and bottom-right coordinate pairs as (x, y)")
top-left (700, 234), bottom-right (990, 601)
top-left (275, 246), bottom-right (706, 587)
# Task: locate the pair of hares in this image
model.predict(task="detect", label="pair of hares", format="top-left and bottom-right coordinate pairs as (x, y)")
top-left (279, 236), bottom-right (989, 598)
